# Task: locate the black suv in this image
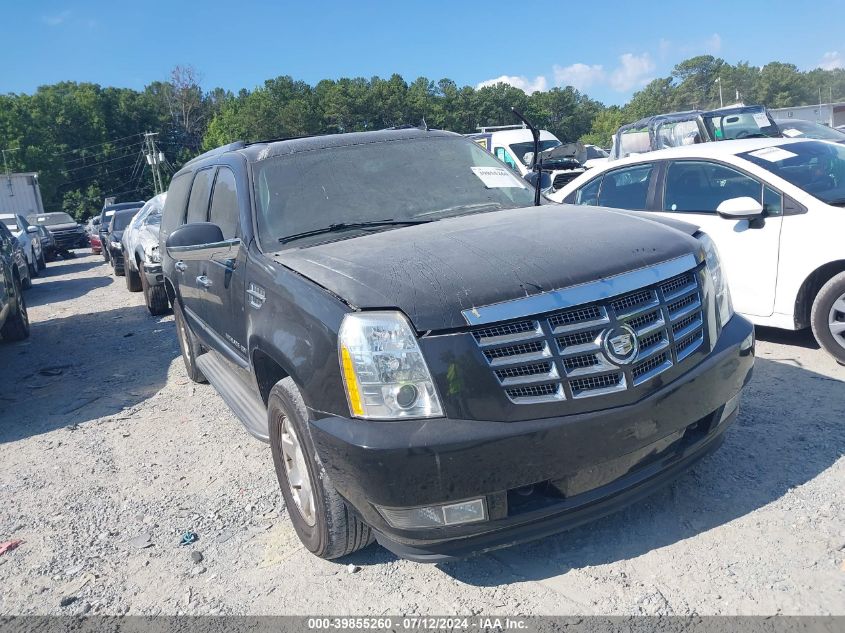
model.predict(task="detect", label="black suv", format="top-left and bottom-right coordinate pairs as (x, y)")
top-left (161, 129), bottom-right (755, 562)
top-left (99, 201), bottom-right (143, 262)
top-left (105, 209), bottom-right (138, 276)
top-left (0, 222), bottom-right (29, 342)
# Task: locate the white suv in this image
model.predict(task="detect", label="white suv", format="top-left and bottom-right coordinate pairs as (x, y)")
top-left (549, 137), bottom-right (845, 362)
top-left (0, 213), bottom-right (43, 277)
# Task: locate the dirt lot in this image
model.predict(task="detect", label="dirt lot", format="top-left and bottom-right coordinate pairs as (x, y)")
top-left (0, 253), bottom-right (843, 616)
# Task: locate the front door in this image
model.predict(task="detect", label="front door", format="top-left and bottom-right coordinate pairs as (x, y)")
top-left (654, 160), bottom-right (783, 317)
top-left (196, 166), bottom-right (248, 365)
top-left (179, 166), bottom-right (216, 329)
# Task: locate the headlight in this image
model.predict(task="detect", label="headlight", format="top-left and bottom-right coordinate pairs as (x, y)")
top-left (338, 311), bottom-right (443, 419)
top-left (697, 232), bottom-right (733, 328)
top-left (110, 240), bottom-right (122, 250)
top-left (147, 245), bottom-right (161, 263)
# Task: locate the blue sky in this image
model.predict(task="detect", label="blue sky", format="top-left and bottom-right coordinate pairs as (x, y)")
top-left (3, 1), bottom-right (843, 105)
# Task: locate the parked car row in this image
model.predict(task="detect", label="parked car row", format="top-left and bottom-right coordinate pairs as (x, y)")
top-left (103, 195), bottom-right (170, 316)
top-left (0, 221), bottom-right (30, 342)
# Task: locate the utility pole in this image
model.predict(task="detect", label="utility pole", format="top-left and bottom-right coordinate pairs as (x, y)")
top-left (715, 76), bottom-right (723, 108)
top-left (143, 132), bottom-right (165, 195)
top-left (2, 147), bottom-right (20, 197)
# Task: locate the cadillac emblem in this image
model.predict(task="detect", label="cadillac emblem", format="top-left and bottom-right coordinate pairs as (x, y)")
top-left (602, 325), bottom-right (639, 365)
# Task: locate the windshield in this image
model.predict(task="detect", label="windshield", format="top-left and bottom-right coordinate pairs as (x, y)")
top-left (253, 135), bottom-right (535, 250)
top-left (778, 120), bottom-right (845, 141)
top-left (585, 146), bottom-right (608, 160)
top-left (29, 212), bottom-right (75, 226)
top-left (740, 141), bottom-right (845, 205)
top-left (703, 112), bottom-right (779, 140)
top-left (145, 210), bottom-right (162, 226)
top-left (111, 211), bottom-right (135, 231)
top-left (510, 140), bottom-right (562, 167)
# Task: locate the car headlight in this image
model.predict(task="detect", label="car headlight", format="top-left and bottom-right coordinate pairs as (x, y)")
top-left (338, 311), bottom-right (443, 420)
top-left (697, 232), bottom-right (733, 329)
top-left (110, 240), bottom-right (122, 250)
top-left (147, 245), bottom-right (161, 263)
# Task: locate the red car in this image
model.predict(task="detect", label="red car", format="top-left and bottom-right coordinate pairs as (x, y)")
top-left (89, 233), bottom-right (102, 255)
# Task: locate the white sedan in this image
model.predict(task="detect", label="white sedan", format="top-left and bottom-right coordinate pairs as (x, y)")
top-left (548, 137), bottom-right (845, 363)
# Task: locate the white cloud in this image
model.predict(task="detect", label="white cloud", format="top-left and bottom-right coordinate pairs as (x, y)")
top-left (476, 74), bottom-right (548, 93)
top-left (608, 53), bottom-right (655, 91)
top-left (43, 10), bottom-right (71, 26)
top-left (820, 51), bottom-right (845, 70)
top-left (552, 63), bottom-right (606, 91)
top-left (704, 33), bottom-right (722, 54)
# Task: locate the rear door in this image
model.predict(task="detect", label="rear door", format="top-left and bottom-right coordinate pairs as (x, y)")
top-left (195, 166), bottom-right (249, 365)
top-left (653, 160), bottom-right (783, 317)
top-left (178, 167), bottom-right (216, 325)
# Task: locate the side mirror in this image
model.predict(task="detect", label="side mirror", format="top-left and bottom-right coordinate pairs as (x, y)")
top-left (166, 222), bottom-right (237, 262)
top-left (26, 226), bottom-right (39, 234)
top-left (166, 222), bottom-right (224, 249)
top-left (716, 197), bottom-right (764, 220)
top-left (524, 171), bottom-right (553, 191)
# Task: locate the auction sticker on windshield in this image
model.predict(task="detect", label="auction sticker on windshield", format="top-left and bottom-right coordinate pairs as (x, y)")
top-left (747, 147), bottom-right (798, 163)
top-left (471, 166), bottom-right (526, 188)
top-left (753, 112), bottom-right (771, 128)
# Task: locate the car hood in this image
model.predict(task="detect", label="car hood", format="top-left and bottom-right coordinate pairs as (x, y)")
top-left (45, 222), bottom-right (80, 232)
top-left (271, 205), bottom-right (702, 331)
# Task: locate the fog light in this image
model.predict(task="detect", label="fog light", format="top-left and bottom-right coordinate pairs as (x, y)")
top-left (377, 498), bottom-right (487, 529)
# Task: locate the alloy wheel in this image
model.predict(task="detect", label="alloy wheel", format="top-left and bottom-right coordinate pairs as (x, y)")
top-left (279, 415), bottom-right (317, 526)
top-left (828, 292), bottom-right (845, 351)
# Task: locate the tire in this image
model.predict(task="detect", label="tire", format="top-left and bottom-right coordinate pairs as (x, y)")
top-left (141, 269), bottom-right (170, 316)
top-left (114, 259), bottom-right (125, 277)
top-left (811, 271), bottom-right (845, 364)
top-left (1, 275), bottom-right (30, 342)
top-left (21, 266), bottom-right (32, 290)
top-left (102, 249), bottom-right (109, 262)
top-left (173, 300), bottom-right (207, 383)
top-left (37, 250), bottom-right (46, 271)
top-left (28, 250), bottom-right (38, 278)
top-left (125, 265), bottom-right (142, 292)
top-left (268, 378), bottom-right (374, 559)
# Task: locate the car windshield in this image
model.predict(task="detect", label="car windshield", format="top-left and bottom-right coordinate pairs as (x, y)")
top-left (739, 141), bottom-right (845, 205)
top-left (111, 211), bottom-right (136, 231)
top-left (778, 120), bottom-right (845, 141)
top-left (703, 112), bottom-right (780, 140)
top-left (509, 140), bottom-right (561, 166)
top-left (28, 212), bottom-right (75, 226)
top-left (253, 135), bottom-right (536, 250)
top-left (145, 210), bottom-right (162, 226)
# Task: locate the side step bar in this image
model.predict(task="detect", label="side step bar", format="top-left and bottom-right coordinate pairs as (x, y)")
top-left (196, 352), bottom-right (269, 443)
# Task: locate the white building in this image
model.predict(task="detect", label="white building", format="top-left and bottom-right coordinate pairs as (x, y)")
top-left (769, 101), bottom-right (845, 127)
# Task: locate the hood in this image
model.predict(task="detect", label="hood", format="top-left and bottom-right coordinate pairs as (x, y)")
top-left (272, 205), bottom-right (702, 331)
top-left (46, 222), bottom-right (80, 232)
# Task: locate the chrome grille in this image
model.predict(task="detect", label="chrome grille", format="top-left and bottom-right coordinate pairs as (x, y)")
top-left (472, 264), bottom-right (708, 403)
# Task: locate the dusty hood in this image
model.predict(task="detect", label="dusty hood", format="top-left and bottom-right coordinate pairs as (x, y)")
top-left (272, 205), bottom-right (702, 331)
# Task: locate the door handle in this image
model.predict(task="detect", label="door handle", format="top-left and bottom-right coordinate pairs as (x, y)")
top-left (175, 261), bottom-right (186, 273)
top-left (196, 275), bottom-right (212, 289)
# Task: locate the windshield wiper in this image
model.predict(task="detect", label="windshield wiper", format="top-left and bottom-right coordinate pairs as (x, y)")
top-left (278, 219), bottom-right (432, 244)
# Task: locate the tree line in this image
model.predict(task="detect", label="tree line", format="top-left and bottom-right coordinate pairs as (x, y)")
top-left (1, 56), bottom-right (843, 220)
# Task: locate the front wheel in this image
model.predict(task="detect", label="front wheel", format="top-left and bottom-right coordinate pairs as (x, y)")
top-left (811, 271), bottom-right (845, 363)
top-left (125, 265), bottom-right (142, 292)
top-left (173, 299), bottom-right (207, 383)
top-left (37, 250), bottom-right (46, 271)
top-left (1, 276), bottom-right (30, 342)
top-left (268, 378), bottom-right (373, 559)
top-left (141, 270), bottom-right (170, 315)
top-left (28, 250), bottom-right (38, 278)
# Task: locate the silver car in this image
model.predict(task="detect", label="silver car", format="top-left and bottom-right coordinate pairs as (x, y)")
top-left (121, 193), bottom-right (169, 315)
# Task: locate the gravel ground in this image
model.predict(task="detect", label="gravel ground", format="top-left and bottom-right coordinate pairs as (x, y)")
top-left (0, 254), bottom-right (843, 616)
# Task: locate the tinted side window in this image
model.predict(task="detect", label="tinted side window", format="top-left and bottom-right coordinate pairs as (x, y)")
top-left (597, 164), bottom-right (653, 210)
top-left (208, 167), bottom-right (239, 239)
top-left (186, 168), bottom-right (215, 224)
top-left (575, 177), bottom-right (602, 205)
top-left (161, 172), bottom-right (192, 241)
top-left (763, 185), bottom-right (783, 216)
top-left (664, 161), bottom-right (761, 214)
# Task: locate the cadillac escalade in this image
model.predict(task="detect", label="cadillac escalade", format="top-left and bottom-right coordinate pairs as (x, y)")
top-left (160, 128), bottom-right (755, 561)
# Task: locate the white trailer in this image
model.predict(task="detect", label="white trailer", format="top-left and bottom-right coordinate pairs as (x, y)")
top-left (1, 172), bottom-right (46, 216)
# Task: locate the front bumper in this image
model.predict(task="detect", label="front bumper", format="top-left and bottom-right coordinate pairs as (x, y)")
top-left (142, 262), bottom-right (164, 287)
top-left (53, 232), bottom-right (86, 249)
top-left (309, 315), bottom-right (754, 561)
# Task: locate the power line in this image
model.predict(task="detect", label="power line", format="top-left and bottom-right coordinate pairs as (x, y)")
top-left (50, 133), bottom-right (144, 158)
top-left (62, 139), bottom-right (145, 166)
top-left (62, 147), bottom-right (145, 173)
